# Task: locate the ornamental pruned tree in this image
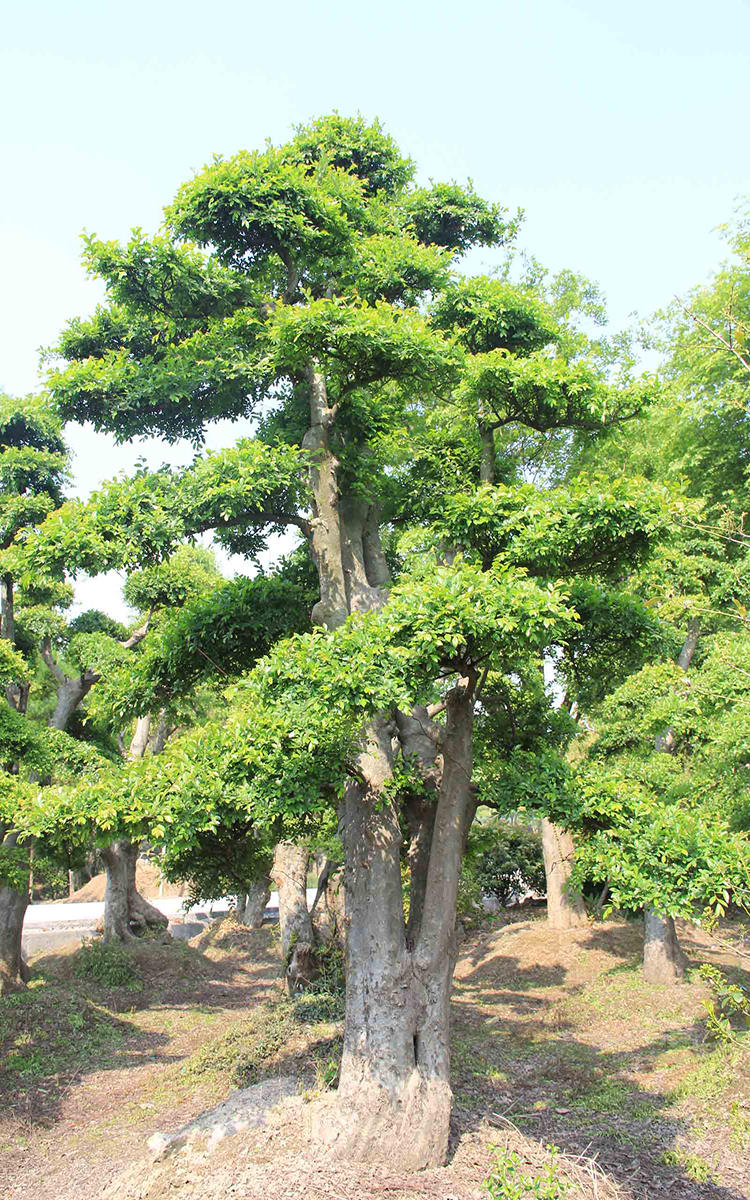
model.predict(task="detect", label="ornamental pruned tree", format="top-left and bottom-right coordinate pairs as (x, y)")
top-left (35, 114), bottom-right (671, 1166)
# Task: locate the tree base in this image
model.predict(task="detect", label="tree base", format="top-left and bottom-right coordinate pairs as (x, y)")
top-left (311, 1072), bottom-right (452, 1170)
top-left (643, 908), bottom-right (690, 984)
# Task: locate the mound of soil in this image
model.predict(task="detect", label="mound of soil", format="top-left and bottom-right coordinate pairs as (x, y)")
top-left (64, 861), bottom-right (189, 903)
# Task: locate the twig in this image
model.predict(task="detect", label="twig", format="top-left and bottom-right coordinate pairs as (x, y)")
top-left (674, 295), bottom-right (750, 377)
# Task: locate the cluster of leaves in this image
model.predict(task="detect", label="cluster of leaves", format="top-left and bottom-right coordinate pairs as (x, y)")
top-left (467, 820), bottom-right (547, 907)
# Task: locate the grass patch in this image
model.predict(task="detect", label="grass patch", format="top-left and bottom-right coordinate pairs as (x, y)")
top-left (74, 940), bottom-right (142, 990)
top-left (0, 982), bottom-right (126, 1085)
top-left (660, 1149), bottom-right (716, 1183)
top-left (180, 998), bottom-right (297, 1087)
top-left (670, 1048), bottom-right (734, 1103)
top-left (572, 1078), bottom-right (634, 1114)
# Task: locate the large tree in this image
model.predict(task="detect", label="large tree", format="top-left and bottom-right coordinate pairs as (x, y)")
top-left (31, 115), bottom-right (668, 1166)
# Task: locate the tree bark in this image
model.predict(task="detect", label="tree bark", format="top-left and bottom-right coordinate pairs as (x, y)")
top-left (234, 874), bottom-right (271, 928)
top-left (0, 883), bottom-right (29, 995)
top-left (541, 819), bottom-right (588, 930)
top-left (100, 841), bottom-right (168, 942)
top-left (315, 688), bottom-right (476, 1169)
top-left (643, 908), bottom-right (690, 984)
top-left (646, 619), bottom-right (700, 978)
top-left (302, 362), bottom-right (350, 631)
top-left (49, 673), bottom-right (97, 731)
top-left (270, 841), bottom-right (313, 961)
top-left (300, 355), bottom-right (476, 1167)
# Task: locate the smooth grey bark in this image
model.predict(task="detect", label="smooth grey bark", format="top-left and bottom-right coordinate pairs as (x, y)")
top-left (271, 841), bottom-right (313, 961)
top-left (101, 841), bottom-right (135, 942)
top-left (302, 362), bottom-right (350, 632)
top-left (541, 819), bottom-right (588, 930)
top-left (101, 718), bottom-right (167, 942)
top-left (645, 619), bottom-right (701, 979)
top-left (395, 706), bottom-right (442, 948)
top-left (643, 908), bottom-right (690, 984)
top-left (299, 354), bottom-right (477, 1166)
top-left (310, 864), bottom-right (345, 948)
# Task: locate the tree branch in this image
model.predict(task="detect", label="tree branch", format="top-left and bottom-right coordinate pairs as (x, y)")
top-left (40, 637), bottom-right (67, 685)
top-left (119, 609), bottom-right (153, 650)
top-left (674, 295), bottom-right (750, 378)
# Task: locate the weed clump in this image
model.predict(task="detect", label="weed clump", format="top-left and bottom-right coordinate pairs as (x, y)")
top-left (485, 1144), bottom-right (569, 1199)
top-left (74, 940), bottom-right (142, 989)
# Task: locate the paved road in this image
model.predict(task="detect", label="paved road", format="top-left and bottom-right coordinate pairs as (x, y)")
top-left (22, 890), bottom-right (317, 955)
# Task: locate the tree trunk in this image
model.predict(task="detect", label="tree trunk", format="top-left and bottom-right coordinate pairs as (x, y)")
top-left (315, 688), bottom-right (476, 1169)
top-left (0, 883), bottom-right (29, 995)
top-left (234, 875), bottom-right (271, 928)
top-left (300, 356), bottom-right (473, 1167)
top-left (643, 907), bottom-right (690, 984)
top-left (646, 620), bottom-right (701, 977)
top-left (311, 865), bottom-right (346, 948)
top-left (100, 841), bottom-right (168, 942)
top-left (50, 674), bottom-right (95, 731)
top-left (101, 842), bottom-right (134, 941)
top-left (270, 842), bottom-right (313, 960)
top-left (541, 819), bottom-right (588, 929)
top-left (126, 846), bottom-right (169, 933)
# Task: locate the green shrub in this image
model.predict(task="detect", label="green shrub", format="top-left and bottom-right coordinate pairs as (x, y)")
top-left (74, 939), bottom-right (142, 989)
top-left (472, 822), bottom-right (546, 907)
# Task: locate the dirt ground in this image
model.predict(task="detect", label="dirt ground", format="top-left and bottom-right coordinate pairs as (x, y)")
top-left (1, 911), bottom-right (748, 1200)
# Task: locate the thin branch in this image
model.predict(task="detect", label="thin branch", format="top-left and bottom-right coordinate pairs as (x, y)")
top-left (195, 646), bottom-right (229, 677)
top-left (674, 295), bottom-right (750, 377)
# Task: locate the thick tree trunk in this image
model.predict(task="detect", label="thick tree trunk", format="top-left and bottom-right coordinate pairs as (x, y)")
top-left (234, 875), bottom-right (271, 928)
top-left (126, 846), bottom-right (169, 933)
top-left (271, 842), bottom-right (313, 961)
top-left (315, 689), bottom-right (476, 1169)
top-left (49, 674), bottom-right (96, 731)
top-left (395, 707), bottom-right (442, 949)
top-left (301, 355), bottom-right (473, 1168)
top-left (0, 883), bottom-right (29, 995)
top-left (101, 842), bottom-right (134, 942)
top-left (541, 819), bottom-right (588, 930)
top-left (100, 841), bottom-right (168, 942)
top-left (643, 907), bottom-right (690, 984)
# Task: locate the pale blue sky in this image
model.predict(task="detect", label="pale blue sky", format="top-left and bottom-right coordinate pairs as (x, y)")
top-left (1, 0), bottom-right (748, 616)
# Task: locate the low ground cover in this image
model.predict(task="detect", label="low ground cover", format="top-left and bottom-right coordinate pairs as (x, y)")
top-left (0, 912), bottom-right (747, 1200)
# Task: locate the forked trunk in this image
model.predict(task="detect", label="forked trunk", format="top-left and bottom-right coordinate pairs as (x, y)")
top-left (315, 689), bottom-right (475, 1170)
top-left (541, 819), bottom-right (588, 929)
top-left (301, 355), bottom-right (474, 1167)
top-left (0, 883), bottom-right (29, 995)
top-left (100, 841), bottom-right (168, 942)
top-left (643, 906), bottom-right (690, 984)
top-left (234, 874), bottom-right (271, 928)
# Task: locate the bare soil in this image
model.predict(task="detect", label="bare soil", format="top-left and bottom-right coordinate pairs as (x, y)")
top-left (1, 911), bottom-right (748, 1200)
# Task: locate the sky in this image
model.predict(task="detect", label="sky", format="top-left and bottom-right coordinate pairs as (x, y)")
top-left (1, 0), bottom-right (748, 618)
